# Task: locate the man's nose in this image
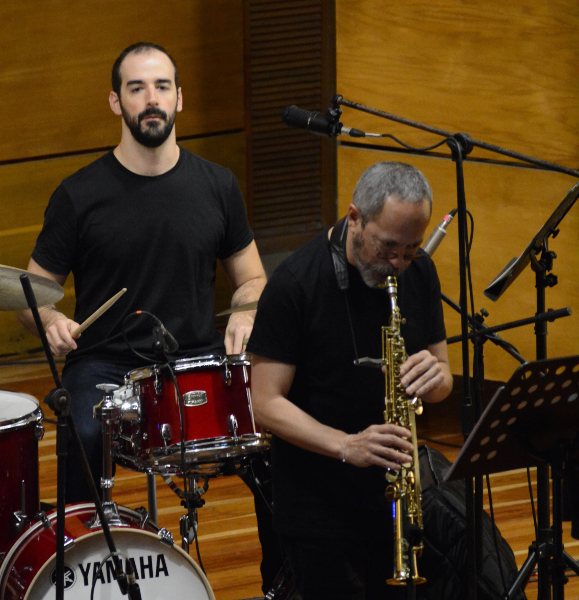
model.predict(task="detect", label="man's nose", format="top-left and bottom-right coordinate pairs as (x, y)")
top-left (145, 86), bottom-right (159, 105)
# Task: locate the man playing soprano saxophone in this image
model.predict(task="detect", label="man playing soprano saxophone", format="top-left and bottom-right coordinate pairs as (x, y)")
top-left (246, 162), bottom-right (453, 599)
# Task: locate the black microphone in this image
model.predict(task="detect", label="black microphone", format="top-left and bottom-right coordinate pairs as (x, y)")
top-left (125, 560), bottom-right (142, 600)
top-left (152, 318), bottom-right (179, 354)
top-left (282, 105), bottom-right (366, 138)
top-left (422, 209), bottom-right (457, 257)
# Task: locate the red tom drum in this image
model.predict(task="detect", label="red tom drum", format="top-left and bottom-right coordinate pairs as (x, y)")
top-left (112, 354), bottom-right (269, 476)
top-left (0, 391), bottom-right (43, 557)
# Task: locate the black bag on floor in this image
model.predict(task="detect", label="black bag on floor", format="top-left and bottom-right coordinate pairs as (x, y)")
top-left (415, 445), bottom-right (527, 600)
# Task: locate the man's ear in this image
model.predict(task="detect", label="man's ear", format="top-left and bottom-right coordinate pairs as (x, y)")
top-left (347, 203), bottom-right (363, 230)
top-left (109, 91), bottom-right (122, 116)
top-left (176, 87), bottom-right (183, 113)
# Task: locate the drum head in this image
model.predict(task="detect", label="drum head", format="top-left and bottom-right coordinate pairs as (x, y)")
top-left (24, 528), bottom-right (214, 599)
top-left (0, 391), bottom-right (39, 428)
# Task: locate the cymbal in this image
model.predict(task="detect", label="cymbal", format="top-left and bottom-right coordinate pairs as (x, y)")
top-left (215, 300), bottom-right (258, 317)
top-left (0, 265), bottom-right (64, 311)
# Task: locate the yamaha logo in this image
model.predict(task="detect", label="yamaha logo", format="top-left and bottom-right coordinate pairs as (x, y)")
top-left (50, 565), bottom-right (76, 589)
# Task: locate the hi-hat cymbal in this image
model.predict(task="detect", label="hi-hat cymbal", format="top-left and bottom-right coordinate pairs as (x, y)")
top-left (215, 301), bottom-right (259, 317)
top-left (0, 265), bottom-right (64, 311)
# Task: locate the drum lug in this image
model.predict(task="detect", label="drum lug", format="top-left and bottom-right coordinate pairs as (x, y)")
top-left (227, 414), bottom-right (239, 441)
top-left (158, 526), bottom-right (175, 547)
top-left (86, 500), bottom-right (127, 529)
top-left (154, 367), bottom-right (163, 395)
top-left (12, 510), bottom-right (29, 538)
top-left (134, 506), bottom-right (151, 529)
top-left (223, 362), bottom-right (232, 386)
top-left (161, 423), bottom-right (172, 446)
top-left (34, 421), bottom-right (44, 441)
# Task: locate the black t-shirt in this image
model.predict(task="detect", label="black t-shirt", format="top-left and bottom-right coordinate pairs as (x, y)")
top-left (247, 228), bottom-right (446, 540)
top-left (32, 148), bottom-right (253, 365)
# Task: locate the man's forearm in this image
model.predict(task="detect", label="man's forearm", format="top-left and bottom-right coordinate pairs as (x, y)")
top-left (231, 275), bottom-right (266, 307)
top-left (17, 305), bottom-right (66, 337)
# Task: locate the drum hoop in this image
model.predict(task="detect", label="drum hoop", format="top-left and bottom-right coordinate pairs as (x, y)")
top-left (23, 529), bottom-right (215, 600)
top-left (0, 405), bottom-right (43, 433)
top-left (172, 354), bottom-right (227, 372)
top-left (0, 503), bottom-right (141, 580)
top-left (125, 354), bottom-right (251, 381)
top-left (0, 503), bottom-right (215, 600)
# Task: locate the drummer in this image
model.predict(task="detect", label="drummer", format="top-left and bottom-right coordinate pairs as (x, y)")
top-left (17, 42), bottom-right (279, 593)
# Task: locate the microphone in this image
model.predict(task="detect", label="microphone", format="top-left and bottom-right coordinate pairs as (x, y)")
top-left (125, 559), bottom-right (142, 600)
top-left (281, 105), bottom-right (366, 138)
top-left (152, 318), bottom-right (179, 354)
top-left (422, 209), bottom-right (457, 257)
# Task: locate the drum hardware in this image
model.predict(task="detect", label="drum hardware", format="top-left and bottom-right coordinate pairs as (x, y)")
top-left (12, 481), bottom-right (31, 538)
top-left (93, 384), bottom-right (121, 503)
top-left (162, 475), bottom-right (209, 553)
top-left (0, 503), bottom-right (215, 600)
top-left (161, 423), bottom-right (173, 446)
top-left (112, 354), bottom-right (270, 477)
top-left (223, 361), bottom-right (232, 386)
top-left (227, 414), bottom-right (239, 440)
top-left (86, 501), bottom-right (129, 530)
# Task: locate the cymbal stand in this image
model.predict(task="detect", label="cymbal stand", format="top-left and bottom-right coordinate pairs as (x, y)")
top-left (19, 274), bottom-right (141, 600)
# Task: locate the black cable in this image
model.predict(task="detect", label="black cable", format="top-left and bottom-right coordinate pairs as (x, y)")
top-left (373, 134), bottom-right (452, 152)
top-left (164, 364), bottom-right (207, 575)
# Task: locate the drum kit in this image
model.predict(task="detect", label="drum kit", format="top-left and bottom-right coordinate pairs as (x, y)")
top-left (0, 265), bottom-right (273, 600)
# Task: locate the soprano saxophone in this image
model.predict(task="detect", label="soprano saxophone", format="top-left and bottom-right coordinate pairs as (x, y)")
top-left (382, 276), bottom-right (426, 586)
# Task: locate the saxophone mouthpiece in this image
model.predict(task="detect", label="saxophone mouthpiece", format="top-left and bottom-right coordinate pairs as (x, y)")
top-left (386, 276), bottom-right (397, 298)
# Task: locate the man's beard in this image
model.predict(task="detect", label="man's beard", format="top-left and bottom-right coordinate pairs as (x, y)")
top-left (121, 105), bottom-right (177, 148)
top-left (351, 230), bottom-right (401, 289)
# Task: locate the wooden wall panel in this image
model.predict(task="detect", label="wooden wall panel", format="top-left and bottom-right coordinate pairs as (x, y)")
top-left (0, 133), bottom-right (246, 357)
top-left (0, 0), bottom-right (244, 161)
top-left (336, 0), bottom-right (579, 168)
top-left (336, 0), bottom-right (579, 383)
top-left (337, 146), bottom-right (579, 382)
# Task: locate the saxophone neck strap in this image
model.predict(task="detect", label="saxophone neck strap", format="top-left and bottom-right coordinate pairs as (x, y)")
top-left (329, 216), bottom-right (349, 291)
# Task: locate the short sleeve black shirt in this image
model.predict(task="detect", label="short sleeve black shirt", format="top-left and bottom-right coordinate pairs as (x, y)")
top-left (246, 228), bottom-right (446, 539)
top-left (32, 148), bottom-right (253, 364)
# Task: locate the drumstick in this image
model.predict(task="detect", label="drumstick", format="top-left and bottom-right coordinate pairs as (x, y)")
top-left (71, 288), bottom-right (127, 339)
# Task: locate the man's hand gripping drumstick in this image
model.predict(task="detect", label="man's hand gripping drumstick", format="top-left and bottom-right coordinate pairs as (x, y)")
top-left (19, 288), bottom-right (127, 357)
top-left (70, 288), bottom-right (127, 338)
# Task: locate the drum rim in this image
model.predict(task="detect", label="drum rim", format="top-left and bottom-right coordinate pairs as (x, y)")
top-left (114, 434), bottom-right (270, 476)
top-left (125, 354), bottom-right (251, 382)
top-left (0, 502), bottom-right (215, 600)
top-left (0, 403), bottom-right (43, 433)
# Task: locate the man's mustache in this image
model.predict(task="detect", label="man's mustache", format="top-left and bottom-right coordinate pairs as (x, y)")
top-left (138, 108), bottom-right (168, 123)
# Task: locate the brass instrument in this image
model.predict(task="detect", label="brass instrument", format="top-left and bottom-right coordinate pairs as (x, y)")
top-left (382, 276), bottom-right (426, 586)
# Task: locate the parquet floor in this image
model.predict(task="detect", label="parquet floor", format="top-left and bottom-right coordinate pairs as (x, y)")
top-left (2, 361), bottom-right (579, 599)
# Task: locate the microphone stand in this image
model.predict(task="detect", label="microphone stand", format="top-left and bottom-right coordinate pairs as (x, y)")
top-left (19, 274), bottom-right (137, 600)
top-left (328, 95), bottom-right (579, 600)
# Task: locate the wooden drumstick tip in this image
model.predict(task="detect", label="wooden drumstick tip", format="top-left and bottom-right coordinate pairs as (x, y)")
top-left (71, 287), bottom-right (127, 339)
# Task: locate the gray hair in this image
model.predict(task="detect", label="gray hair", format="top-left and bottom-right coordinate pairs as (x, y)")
top-left (352, 162), bottom-right (433, 222)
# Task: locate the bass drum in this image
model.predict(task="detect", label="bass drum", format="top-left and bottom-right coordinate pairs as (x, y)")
top-left (0, 503), bottom-right (214, 600)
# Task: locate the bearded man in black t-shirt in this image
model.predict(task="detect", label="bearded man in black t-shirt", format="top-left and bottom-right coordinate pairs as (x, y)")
top-left (17, 42), bottom-right (282, 594)
top-left (247, 161), bottom-right (454, 600)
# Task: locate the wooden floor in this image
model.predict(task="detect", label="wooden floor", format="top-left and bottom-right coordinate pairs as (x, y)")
top-left (2, 361), bottom-right (579, 599)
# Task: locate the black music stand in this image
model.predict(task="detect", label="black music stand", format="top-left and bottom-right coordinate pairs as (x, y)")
top-left (445, 355), bottom-right (579, 599)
